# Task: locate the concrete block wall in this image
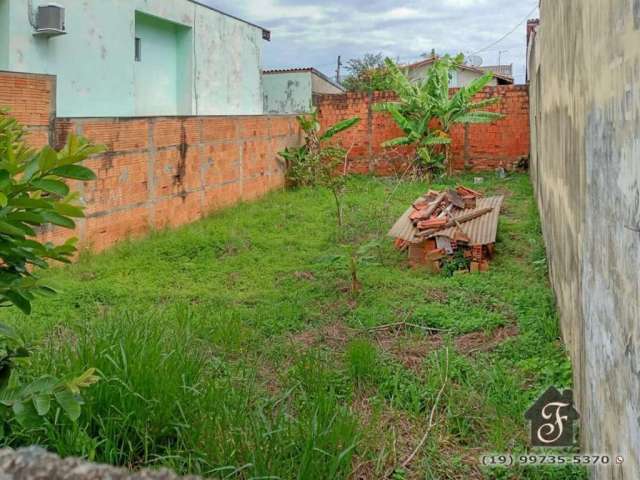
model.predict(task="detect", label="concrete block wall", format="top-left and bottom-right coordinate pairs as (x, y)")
top-left (314, 85), bottom-right (530, 175)
top-left (0, 71), bottom-right (300, 252)
top-left (0, 447), bottom-right (203, 479)
top-left (529, 0), bottom-right (640, 478)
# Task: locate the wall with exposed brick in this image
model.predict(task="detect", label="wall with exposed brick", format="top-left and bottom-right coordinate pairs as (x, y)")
top-left (49, 116), bottom-right (299, 251)
top-left (314, 85), bottom-right (530, 175)
top-left (1, 70), bottom-right (300, 252)
top-left (0, 70), bottom-right (55, 148)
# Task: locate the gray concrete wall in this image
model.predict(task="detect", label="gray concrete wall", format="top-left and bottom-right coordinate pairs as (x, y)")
top-left (311, 71), bottom-right (343, 94)
top-left (0, 447), bottom-right (202, 479)
top-left (528, 1), bottom-right (640, 478)
top-left (262, 71), bottom-right (312, 114)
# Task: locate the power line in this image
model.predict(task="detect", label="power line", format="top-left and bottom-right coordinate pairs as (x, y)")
top-left (470, 4), bottom-right (539, 55)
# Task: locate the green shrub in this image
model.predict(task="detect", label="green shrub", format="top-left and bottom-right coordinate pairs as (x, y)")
top-left (0, 110), bottom-right (102, 431)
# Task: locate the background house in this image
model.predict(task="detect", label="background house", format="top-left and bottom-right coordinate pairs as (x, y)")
top-left (404, 56), bottom-right (514, 87)
top-left (262, 68), bottom-right (344, 114)
top-left (0, 0), bottom-right (270, 117)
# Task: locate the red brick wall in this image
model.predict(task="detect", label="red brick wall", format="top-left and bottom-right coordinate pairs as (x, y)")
top-left (0, 71), bottom-right (300, 252)
top-left (0, 70), bottom-right (56, 148)
top-left (51, 116), bottom-right (299, 251)
top-left (315, 85), bottom-right (530, 175)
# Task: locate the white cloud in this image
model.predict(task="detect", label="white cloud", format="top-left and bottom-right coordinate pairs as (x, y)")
top-left (204, 0), bottom-right (538, 83)
top-left (386, 7), bottom-right (422, 19)
top-left (227, 0), bottom-right (330, 21)
top-left (442, 0), bottom-right (490, 7)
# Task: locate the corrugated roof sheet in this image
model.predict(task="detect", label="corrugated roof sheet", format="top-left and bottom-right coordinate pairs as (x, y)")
top-left (388, 196), bottom-right (504, 246)
top-left (262, 68), bottom-right (315, 74)
top-left (388, 198), bottom-right (423, 243)
top-left (428, 196), bottom-right (504, 246)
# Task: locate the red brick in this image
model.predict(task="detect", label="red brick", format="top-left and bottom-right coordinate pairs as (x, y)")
top-left (154, 193), bottom-right (203, 230)
top-left (154, 147), bottom-right (201, 198)
top-left (153, 118), bottom-right (200, 148)
top-left (202, 117), bottom-right (237, 142)
top-left (83, 119), bottom-right (149, 152)
top-left (83, 152), bottom-right (149, 215)
top-left (85, 206), bottom-right (150, 252)
top-left (314, 85), bottom-right (530, 173)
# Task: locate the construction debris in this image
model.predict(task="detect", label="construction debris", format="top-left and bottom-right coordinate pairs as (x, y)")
top-left (388, 186), bottom-right (504, 273)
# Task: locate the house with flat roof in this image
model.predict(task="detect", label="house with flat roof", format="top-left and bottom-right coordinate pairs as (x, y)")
top-left (262, 67), bottom-right (344, 114)
top-left (0, 0), bottom-right (270, 117)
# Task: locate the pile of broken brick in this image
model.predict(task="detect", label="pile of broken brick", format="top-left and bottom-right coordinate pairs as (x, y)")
top-left (388, 186), bottom-right (504, 273)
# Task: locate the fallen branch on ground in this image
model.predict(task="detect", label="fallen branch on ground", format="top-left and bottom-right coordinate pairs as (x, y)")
top-left (399, 347), bottom-right (450, 471)
top-left (369, 321), bottom-right (447, 334)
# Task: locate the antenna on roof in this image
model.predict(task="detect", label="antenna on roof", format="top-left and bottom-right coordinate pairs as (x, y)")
top-left (466, 55), bottom-right (483, 67)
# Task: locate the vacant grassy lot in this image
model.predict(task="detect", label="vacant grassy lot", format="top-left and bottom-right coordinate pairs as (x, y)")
top-left (1, 173), bottom-right (584, 479)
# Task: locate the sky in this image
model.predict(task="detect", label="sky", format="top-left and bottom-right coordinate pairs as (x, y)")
top-left (204, 0), bottom-right (539, 84)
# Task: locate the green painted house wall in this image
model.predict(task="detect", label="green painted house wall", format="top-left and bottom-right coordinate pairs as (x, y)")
top-left (1, 0), bottom-right (265, 117)
top-left (0, 0), bottom-right (9, 69)
top-left (134, 11), bottom-right (193, 116)
top-left (262, 71), bottom-right (312, 114)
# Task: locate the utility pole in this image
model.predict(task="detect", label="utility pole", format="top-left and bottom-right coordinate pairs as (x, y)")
top-left (498, 49), bottom-right (508, 66)
top-left (336, 55), bottom-right (342, 84)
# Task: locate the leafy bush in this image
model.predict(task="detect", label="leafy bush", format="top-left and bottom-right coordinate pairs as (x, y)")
top-left (0, 111), bottom-right (103, 314)
top-left (341, 53), bottom-right (396, 93)
top-left (279, 109), bottom-right (359, 226)
top-left (0, 110), bottom-right (102, 429)
top-left (279, 109), bottom-right (359, 189)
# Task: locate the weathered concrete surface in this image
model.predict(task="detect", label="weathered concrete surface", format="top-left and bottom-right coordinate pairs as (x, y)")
top-left (262, 71), bottom-right (312, 114)
top-left (262, 69), bottom-right (343, 114)
top-left (0, 447), bottom-right (202, 479)
top-left (528, 1), bottom-right (640, 478)
top-left (1, 0), bottom-right (265, 116)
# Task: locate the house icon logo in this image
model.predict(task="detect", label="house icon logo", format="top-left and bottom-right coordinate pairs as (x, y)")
top-left (525, 387), bottom-right (580, 447)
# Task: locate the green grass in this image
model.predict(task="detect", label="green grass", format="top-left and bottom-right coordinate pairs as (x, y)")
top-left (1, 173), bottom-right (586, 479)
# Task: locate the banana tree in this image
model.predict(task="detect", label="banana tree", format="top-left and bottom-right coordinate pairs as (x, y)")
top-left (378, 102), bottom-right (452, 177)
top-left (375, 55), bottom-right (504, 178)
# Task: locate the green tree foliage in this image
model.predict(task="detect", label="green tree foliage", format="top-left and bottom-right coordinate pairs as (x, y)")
top-left (279, 110), bottom-right (359, 226)
top-left (375, 54), bottom-right (504, 177)
top-left (341, 53), bottom-right (395, 93)
top-left (0, 110), bottom-right (101, 430)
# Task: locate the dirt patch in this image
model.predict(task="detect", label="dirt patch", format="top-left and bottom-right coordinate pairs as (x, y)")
top-left (256, 360), bottom-right (284, 396)
top-left (351, 395), bottom-right (425, 479)
top-left (493, 186), bottom-right (514, 198)
top-left (290, 321), bottom-right (442, 372)
top-left (375, 331), bottom-right (443, 373)
top-left (425, 288), bottom-right (449, 303)
top-left (293, 271), bottom-right (316, 281)
top-left (455, 324), bottom-right (519, 355)
top-left (290, 321), bottom-right (518, 371)
top-left (436, 436), bottom-right (485, 479)
top-left (289, 321), bottom-right (356, 350)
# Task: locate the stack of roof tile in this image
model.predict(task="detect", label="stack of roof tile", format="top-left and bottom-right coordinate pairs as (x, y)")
top-left (388, 186), bottom-right (504, 273)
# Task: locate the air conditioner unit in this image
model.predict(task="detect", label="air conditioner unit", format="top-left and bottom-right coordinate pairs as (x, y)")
top-left (34, 3), bottom-right (66, 37)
